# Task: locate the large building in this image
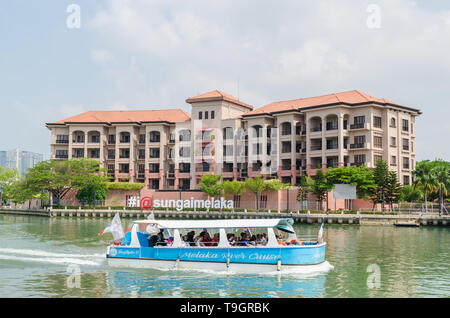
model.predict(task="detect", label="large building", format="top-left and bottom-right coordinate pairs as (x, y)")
top-left (0, 149), bottom-right (44, 176)
top-left (46, 90), bottom-right (421, 190)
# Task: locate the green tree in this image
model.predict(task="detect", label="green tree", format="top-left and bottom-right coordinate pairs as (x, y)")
top-left (413, 161), bottom-right (437, 212)
top-left (245, 176), bottom-right (266, 210)
top-left (76, 175), bottom-right (109, 206)
top-left (369, 159), bottom-right (390, 211)
top-left (309, 167), bottom-right (329, 210)
top-left (198, 174), bottom-right (223, 198)
top-left (325, 165), bottom-right (376, 201)
top-left (296, 173), bottom-right (309, 209)
top-left (400, 185), bottom-right (422, 202)
top-left (0, 167), bottom-right (19, 204)
top-left (385, 171), bottom-right (402, 211)
top-left (22, 158), bottom-right (105, 206)
top-left (222, 180), bottom-right (246, 211)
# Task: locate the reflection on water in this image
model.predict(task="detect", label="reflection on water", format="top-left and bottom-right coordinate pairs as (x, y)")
top-left (0, 214), bottom-right (449, 298)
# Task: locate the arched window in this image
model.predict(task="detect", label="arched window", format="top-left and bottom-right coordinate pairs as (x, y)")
top-left (390, 118), bottom-right (396, 128)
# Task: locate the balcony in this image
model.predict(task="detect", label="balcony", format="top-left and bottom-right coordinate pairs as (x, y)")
top-left (349, 143), bottom-right (366, 149)
top-left (239, 170), bottom-right (248, 178)
top-left (326, 123), bottom-right (338, 131)
top-left (167, 171), bottom-right (175, 179)
top-left (350, 123), bottom-right (365, 130)
top-left (55, 154), bottom-right (68, 159)
top-left (56, 139), bottom-right (69, 144)
top-left (351, 162), bottom-right (365, 167)
top-left (311, 145), bottom-right (322, 151)
top-left (310, 127), bottom-right (322, 133)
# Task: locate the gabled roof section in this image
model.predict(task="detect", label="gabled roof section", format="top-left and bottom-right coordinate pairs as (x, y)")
top-left (186, 90), bottom-right (253, 110)
top-left (48, 109), bottom-right (191, 126)
top-left (243, 90), bottom-right (418, 116)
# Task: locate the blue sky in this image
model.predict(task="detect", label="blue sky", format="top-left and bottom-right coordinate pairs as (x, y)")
top-left (0, 0), bottom-right (449, 161)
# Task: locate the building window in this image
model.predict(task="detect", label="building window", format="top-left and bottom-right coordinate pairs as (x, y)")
top-left (402, 138), bottom-right (409, 151)
top-left (374, 116), bottom-right (382, 128)
top-left (411, 159), bottom-right (415, 170)
top-left (138, 149), bottom-right (145, 159)
top-left (119, 148), bottom-right (130, 159)
top-left (119, 164), bottom-right (129, 173)
top-left (403, 157), bottom-right (410, 169)
top-left (391, 137), bottom-right (396, 147)
top-left (390, 118), bottom-right (396, 128)
top-left (233, 195), bottom-right (241, 208)
top-left (402, 119), bottom-right (409, 132)
top-left (55, 150), bottom-right (68, 159)
top-left (411, 141), bottom-right (414, 152)
top-left (107, 164), bottom-right (115, 175)
top-left (374, 155), bottom-right (383, 163)
top-left (56, 135), bottom-right (69, 144)
top-left (180, 147), bottom-right (190, 158)
top-left (354, 154), bottom-right (366, 165)
top-left (108, 135), bottom-right (116, 144)
top-left (149, 148), bottom-right (160, 158)
top-left (403, 175), bottom-right (410, 186)
top-left (391, 156), bottom-right (397, 166)
top-left (260, 195), bottom-right (268, 209)
top-left (411, 123), bottom-right (414, 134)
top-left (108, 149), bottom-right (115, 160)
top-left (198, 111), bottom-right (202, 119)
top-left (374, 136), bottom-right (382, 148)
top-left (149, 164), bottom-right (159, 173)
top-left (223, 145), bottom-right (233, 156)
top-left (354, 116), bottom-right (365, 124)
top-left (281, 141), bottom-right (291, 153)
top-left (205, 111), bottom-right (209, 119)
top-left (149, 179), bottom-right (159, 189)
top-left (211, 111), bottom-right (215, 119)
top-left (139, 134), bottom-right (146, 144)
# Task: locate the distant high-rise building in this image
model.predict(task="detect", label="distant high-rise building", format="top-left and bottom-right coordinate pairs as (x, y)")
top-left (0, 149), bottom-right (44, 176)
top-left (0, 151), bottom-right (6, 169)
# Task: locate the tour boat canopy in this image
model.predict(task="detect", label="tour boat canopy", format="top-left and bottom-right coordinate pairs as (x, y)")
top-left (133, 218), bottom-right (295, 233)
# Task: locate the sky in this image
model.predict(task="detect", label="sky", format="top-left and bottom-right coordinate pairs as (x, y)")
top-left (0, 0), bottom-right (449, 161)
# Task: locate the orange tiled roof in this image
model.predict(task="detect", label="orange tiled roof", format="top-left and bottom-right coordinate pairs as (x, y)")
top-left (244, 90), bottom-right (400, 116)
top-left (50, 109), bottom-right (191, 125)
top-left (186, 90), bottom-right (253, 110)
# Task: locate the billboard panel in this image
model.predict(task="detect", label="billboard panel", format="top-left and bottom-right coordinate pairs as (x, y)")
top-left (333, 184), bottom-right (357, 200)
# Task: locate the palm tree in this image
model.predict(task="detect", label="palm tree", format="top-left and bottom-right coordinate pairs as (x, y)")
top-left (413, 162), bottom-right (436, 213)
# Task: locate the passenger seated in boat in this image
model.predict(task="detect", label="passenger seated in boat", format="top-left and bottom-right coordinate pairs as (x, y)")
top-left (255, 234), bottom-right (264, 246)
top-left (242, 234), bottom-right (255, 247)
top-left (186, 231), bottom-right (196, 246)
top-left (197, 231), bottom-right (213, 247)
top-left (157, 229), bottom-right (167, 246)
top-left (149, 235), bottom-right (159, 247)
top-left (227, 233), bottom-right (236, 246)
top-left (211, 233), bottom-right (219, 246)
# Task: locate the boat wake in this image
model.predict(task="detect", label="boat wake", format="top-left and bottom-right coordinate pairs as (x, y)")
top-left (0, 248), bottom-right (105, 266)
top-left (146, 261), bottom-right (334, 277)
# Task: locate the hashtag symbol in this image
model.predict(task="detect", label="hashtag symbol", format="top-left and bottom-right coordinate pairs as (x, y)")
top-left (127, 197), bottom-right (137, 207)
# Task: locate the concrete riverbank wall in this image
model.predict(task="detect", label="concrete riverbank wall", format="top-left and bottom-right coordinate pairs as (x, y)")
top-left (1, 208), bottom-right (449, 226)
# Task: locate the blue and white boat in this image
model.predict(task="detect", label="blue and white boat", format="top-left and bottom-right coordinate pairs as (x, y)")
top-left (106, 218), bottom-right (328, 273)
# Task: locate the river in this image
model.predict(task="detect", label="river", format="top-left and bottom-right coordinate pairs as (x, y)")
top-left (0, 214), bottom-right (448, 298)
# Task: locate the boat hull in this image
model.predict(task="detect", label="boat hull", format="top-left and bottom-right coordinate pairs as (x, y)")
top-left (106, 244), bottom-right (327, 273)
top-left (107, 257), bottom-right (331, 273)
